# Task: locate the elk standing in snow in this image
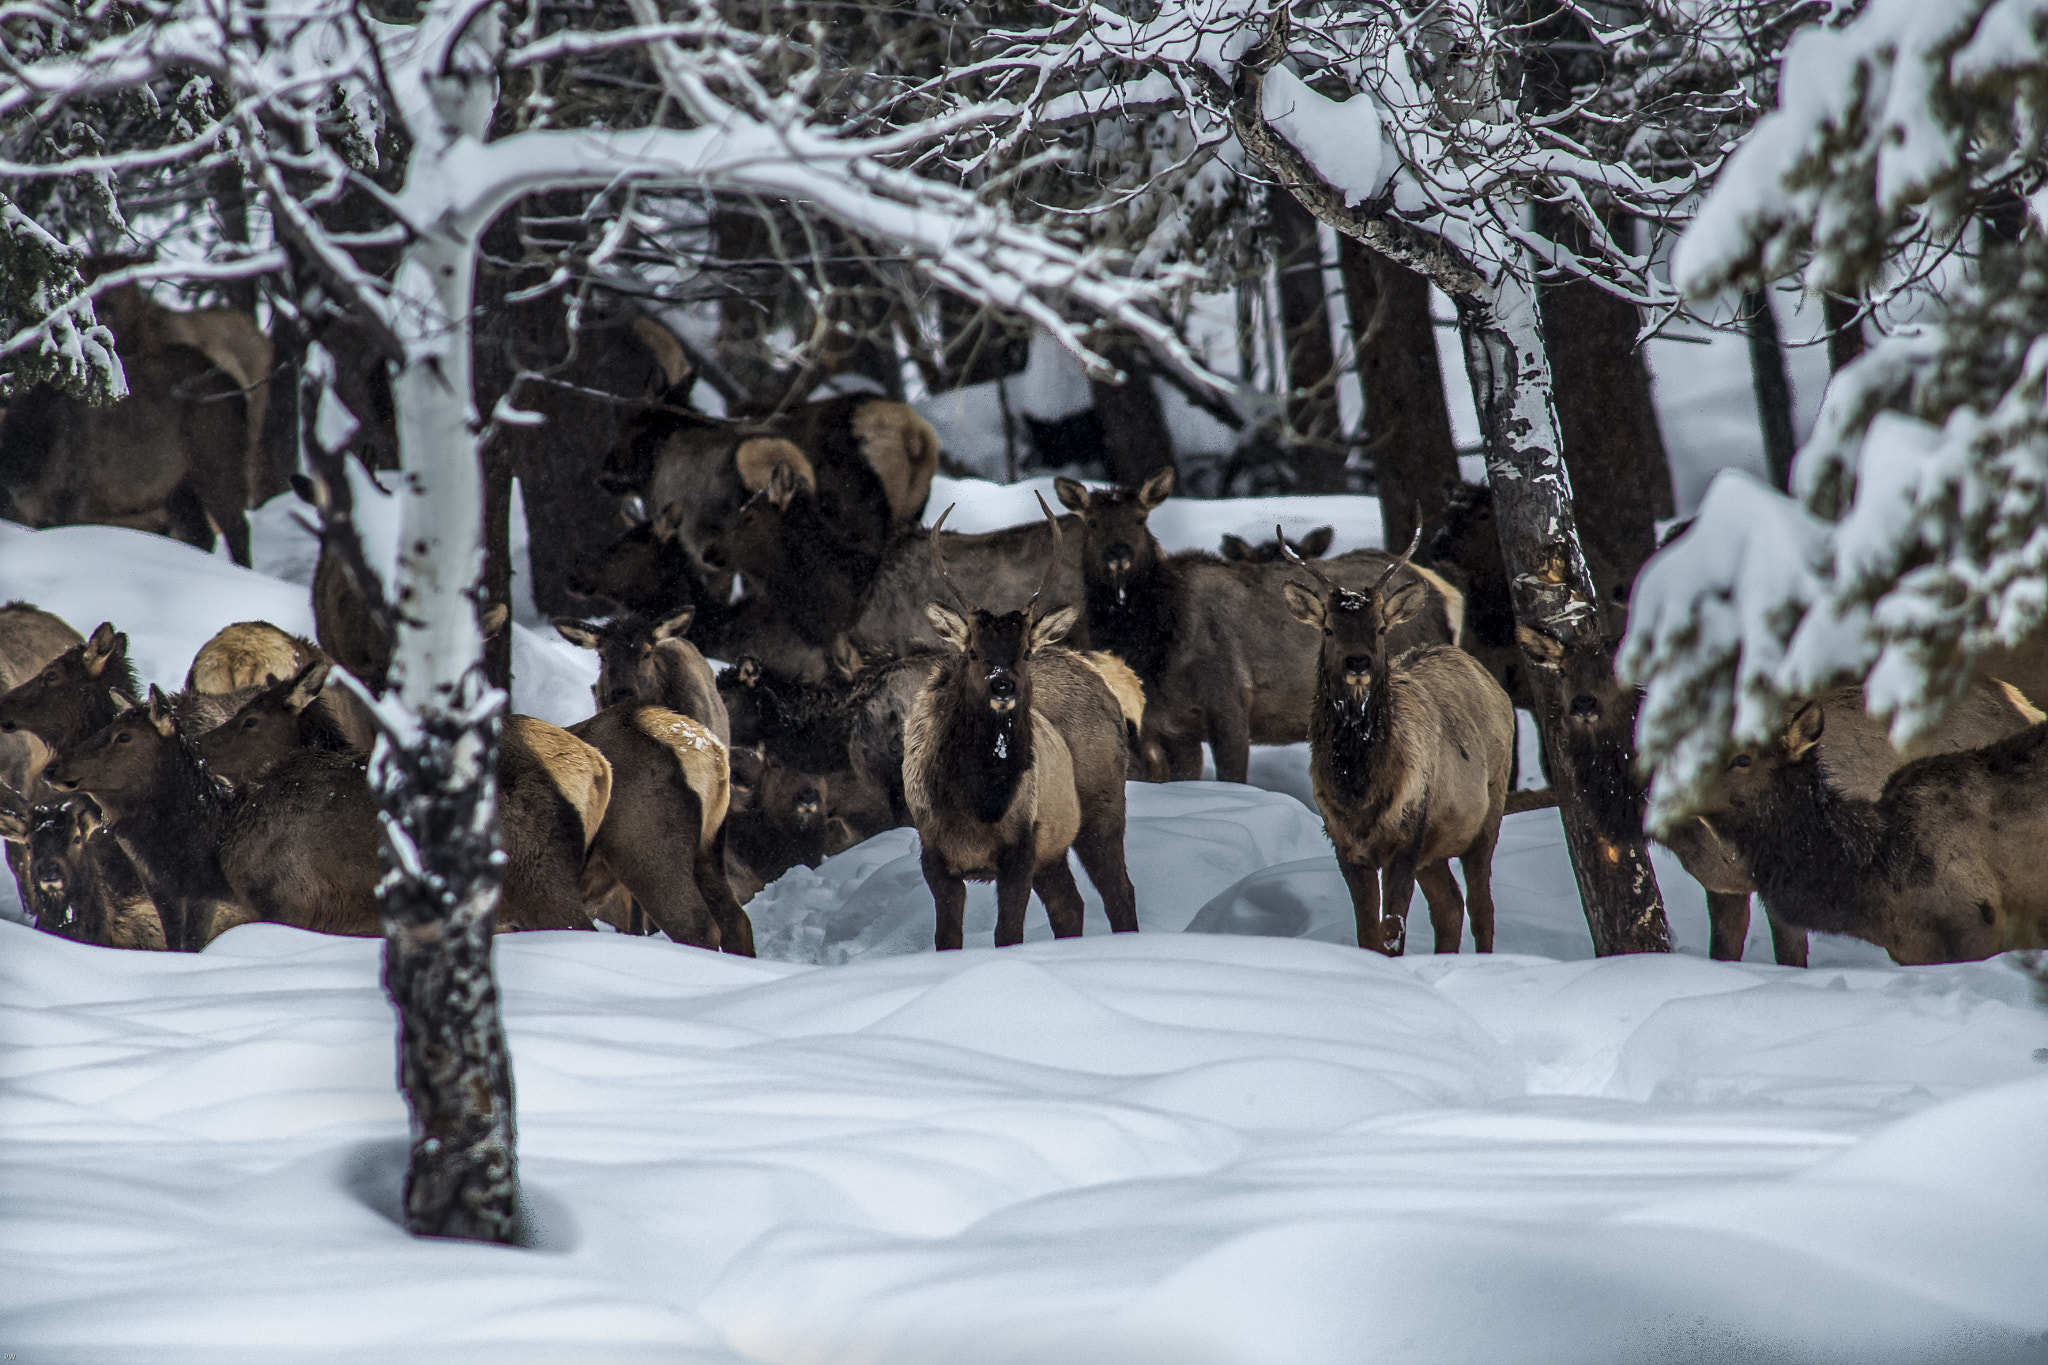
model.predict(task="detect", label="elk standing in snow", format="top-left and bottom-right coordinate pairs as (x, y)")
top-left (904, 497), bottom-right (1137, 949)
top-left (1283, 532), bottom-right (1515, 955)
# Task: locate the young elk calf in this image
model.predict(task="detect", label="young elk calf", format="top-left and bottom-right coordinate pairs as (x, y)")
top-left (1283, 534), bottom-right (1515, 955)
top-left (554, 609), bottom-right (731, 746)
top-left (1712, 704), bottom-right (2048, 964)
top-left (906, 498), bottom-right (1138, 949)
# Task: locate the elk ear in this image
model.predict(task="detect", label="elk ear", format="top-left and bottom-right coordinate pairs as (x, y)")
top-left (146, 685), bottom-right (175, 737)
top-left (1053, 477), bottom-right (1090, 512)
top-left (1299, 526), bottom-right (1335, 557)
top-left (1516, 624), bottom-right (1566, 670)
top-left (766, 461), bottom-right (801, 510)
top-left (553, 618), bottom-right (603, 651)
top-left (1029, 604), bottom-right (1080, 652)
top-left (1137, 467), bottom-right (1175, 510)
top-left (1784, 702), bottom-right (1826, 761)
top-left (652, 500), bottom-right (687, 540)
top-left (1283, 582), bottom-right (1325, 630)
top-left (631, 315), bottom-right (692, 390)
top-left (734, 656), bottom-right (763, 687)
top-left (479, 603), bottom-right (509, 638)
top-left (1382, 578), bottom-right (1428, 630)
top-left (925, 603), bottom-right (971, 651)
top-left (1220, 534), bottom-right (1251, 561)
top-left (0, 785), bottom-right (27, 844)
top-left (285, 658), bottom-right (331, 712)
top-left (828, 637), bottom-right (863, 679)
top-left (84, 623), bottom-right (120, 674)
top-left (652, 608), bottom-right (694, 643)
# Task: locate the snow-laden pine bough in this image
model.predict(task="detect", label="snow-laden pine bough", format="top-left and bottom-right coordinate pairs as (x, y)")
top-left (1282, 531), bottom-right (1515, 956)
top-left (1054, 470), bottom-right (1463, 786)
top-left (905, 496), bottom-right (1140, 950)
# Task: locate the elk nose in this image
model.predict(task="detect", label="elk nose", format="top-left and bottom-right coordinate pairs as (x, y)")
top-left (989, 673), bottom-right (1016, 699)
top-left (794, 786), bottom-right (822, 816)
top-left (1343, 655), bottom-right (1371, 675)
top-left (699, 543), bottom-right (727, 569)
top-left (607, 687), bottom-right (636, 706)
top-left (1105, 543), bottom-right (1133, 573)
top-left (1570, 694), bottom-right (1600, 720)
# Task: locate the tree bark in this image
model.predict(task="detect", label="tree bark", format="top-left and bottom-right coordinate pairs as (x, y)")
top-left (383, 227), bottom-right (519, 1245)
top-left (1268, 186), bottom-right (1345, 492)
top-left (1455, 274), bottom-right (1673, 957)
top-left (1744, 288), bottom-right (1798, 492)
top-left (1337, 236), bottom-right (1459, 552)
top-left (1089, 336), bottom-right (1175, 485)
top-left (1534, 207), bottom-right (1667, 599)
top-left (1823, 295), bottom-right (1865, 373)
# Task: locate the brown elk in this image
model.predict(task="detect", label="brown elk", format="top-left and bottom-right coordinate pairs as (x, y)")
top-left (905, 497), bottom-right (1138, 949)
top-left (185, 620), bottom-right (376, 754)
top-left (1284, 532), bottom-right (1516, 956)
top-left (0, 284), bottom-right (259, 564)
top-left (0, 603), bottom-right (83, 909)
top-left (1055, 470), bottom-right (1462, 784)
top-left (289, 472), bottom-right (395, 694)
top-left (552, 610), bottom-right (730, 746)
top-left (44, 687), bottom-right (241, 951)
top-left (1712, 702), bottom-right (2048, 963)
top-left (568, 703), bottom-right (753, 953)
top-left (0, 779), bottom-right (160, 950)
top-left (1220, 526), bottom-right (1334, 563)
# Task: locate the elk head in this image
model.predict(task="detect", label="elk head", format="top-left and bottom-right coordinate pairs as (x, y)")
top-left (44, 686), bottom-right (180, 819)
top-left (0, 623), bottom-right (135, 745)
top-left (554, 608), bottom-right (697, 709)
top-left (1282, 528), bottom-right (1429, 706)
top-left (699, 459), bottom-right (811, 578)
top-left (564, 500), bottom-right (700, 612)
top-left (926, 494), bottom-right (1079, 725)
top-left (1055, 468), bottom-right (1173, 609)
top-left (197, 658), bottom-right (332, 787)
top-left (1221, 525), bottom-right (1334, 563)
top-left (1718, 700), bottom-right (1826, 818)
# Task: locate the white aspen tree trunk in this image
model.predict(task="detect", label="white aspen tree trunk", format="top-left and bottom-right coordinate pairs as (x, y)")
top-left (1456, 268), bottom-right (1672, 956)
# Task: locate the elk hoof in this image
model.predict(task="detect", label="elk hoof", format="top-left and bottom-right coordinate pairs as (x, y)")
top-left (1380, 917), bottom-right (1407, 957)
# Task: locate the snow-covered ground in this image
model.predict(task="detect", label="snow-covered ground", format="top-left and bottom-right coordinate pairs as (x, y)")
top-left (3, 480), bottom-right (2045, 1362)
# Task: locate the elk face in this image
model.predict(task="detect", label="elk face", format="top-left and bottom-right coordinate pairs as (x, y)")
top-left (1719, 701), bottom-right (1825, 817)
top-left (925, 494), bottom-right (1077, 720)
top-left (565, 500), bottom-right (690, 607)
top-left (1286, 579), bottom-right (1427, 704)
top-left (1055, 469), bottom-right (1173, 607)
top-left (45, 687), bottom-right (177, 809)
top-left (197, 659), bottom-right (329, 787)
top-left (1517, 625), bottom-right (1636, 729)
top-left (554, 610), bottom-right (695, 709)
top-left (0, 624), bottom-right (129, 744)
top-left (700, 462), bottom-right (806, 577)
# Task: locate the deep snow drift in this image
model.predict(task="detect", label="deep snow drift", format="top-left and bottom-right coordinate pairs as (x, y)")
top-left (2, 485), bottom-right (2045, 1362)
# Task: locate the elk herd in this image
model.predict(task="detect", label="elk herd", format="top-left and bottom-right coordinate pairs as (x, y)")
top-left (6, 317), bottom-right (2048, 968)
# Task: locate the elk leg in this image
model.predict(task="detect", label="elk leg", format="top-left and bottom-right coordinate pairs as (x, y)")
top-left (922, 845), bottom-right (968, 951)
top-left (1073, 828), bottom-right (1139, 934)
top-left (1207, 703), bottom-right (1252, 786)
top-left (1338, 858), bottom-right (1384, 952)
top-left (1034, 856), bottom-right (1086, 939)
top-left (1461, 823), bottom-right (1501, 953)
top-left (698, 821), bottom-right (756, 957)
top-left (1164, 734), bottom-right (1204, 782)
top-left (591, 801), bottom-right (717, 949)
top-left (1765, 906), bottom-right (1809, 968)
top-left (1416, 863), bottom-right (1466, 954)
top-left (1379, 858), bottom-right (1420, 958)
top-left (1706, 889), bottom-right (1750, 962)
top-left (993, 845), bottom-right (1036, 947)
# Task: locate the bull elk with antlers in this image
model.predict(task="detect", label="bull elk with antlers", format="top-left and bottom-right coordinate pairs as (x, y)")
top-left (1283, 531), bottom-right (1516, 956)
top-left (905, 496), bottom-right (1140, 949)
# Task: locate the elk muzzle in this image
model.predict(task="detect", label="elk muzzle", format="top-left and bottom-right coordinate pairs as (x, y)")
top-left (1104, 543), bottom-right (1134, 606)
top-left (987, 668), bottom-right (1018, 713)
top-left (1341, 656), bottom-right (1374, 692)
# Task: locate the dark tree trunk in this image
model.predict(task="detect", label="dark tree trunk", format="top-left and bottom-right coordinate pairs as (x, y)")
top-left (1535, 206), bottom-right (1668, 597)
top-left (377, 712), bottom-right (517, 1243)
top-left (1338, 236), bottom-right (1459, 552)
top-left (1456, 283), bottom-right (1672, 957)
top-left (1089, 337), bottom-right (1175, 485)
top-left (1268, 186), bottom-right (1345, 492)
top-left (480, 438), bottom-right (513, 691)
top-left (258, 306), bottom-right (303, 506)
top-left (1744, 288), bottom-right (1798, 492)
top-left (1823, 295), bottom-right (1865, 373)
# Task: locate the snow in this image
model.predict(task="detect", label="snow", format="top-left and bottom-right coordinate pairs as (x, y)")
top-left (1259, 67), bottom-right (1391, 209)
top-left (5, 437), bottom-right (2045, 1363)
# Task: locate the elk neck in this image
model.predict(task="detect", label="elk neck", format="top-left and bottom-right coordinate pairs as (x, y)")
top-left (1312, 660), bottom-right (1402, 813)
top-left (933, 662), bottom-right (1034, 826)
top-left (1731, 757), bottom-right (1891, 935)
top-left (1083, 556), bottom-right (1173, 682)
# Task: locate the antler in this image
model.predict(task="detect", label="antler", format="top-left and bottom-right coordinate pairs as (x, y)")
top-left (1027, 491), bottom-right (1064, 621)
top-left (1373, 526), bottom-right (1423, 594)
top-left (1277, 523), bottom-right (1337, 590)
top-left (928, 505), bottom-right (978, 613)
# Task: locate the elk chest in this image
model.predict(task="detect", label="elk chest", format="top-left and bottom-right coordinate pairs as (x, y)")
top-left (906, 706), bottom-right (1080, 879)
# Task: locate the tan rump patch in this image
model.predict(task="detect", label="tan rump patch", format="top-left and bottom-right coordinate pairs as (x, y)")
top-left (851, 401), bottom-right (941, 526)
top-left (1409, 564), bottom-right (1466, 648)
top-left (629, 706), bottom-right (730, 850)
top-left (1994, 678), bottom-right (2047, 725)
top-left (631, 316), bottom-right (692, 389)
top-left (1078, 650), bottom-right (1146, 729)
top-left (734, 437), bottom-right (816, 495)
top-left (187, 621), bottom-right (318, 693)
top-left (505, 715), bottom-right (614, 850)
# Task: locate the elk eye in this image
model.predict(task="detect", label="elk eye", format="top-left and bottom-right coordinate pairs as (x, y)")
top-left (244, 716), bottom-right (260, 729)
top-left (43, 670), bottom-right (57, 684)
top-left (1730, 754), bottom-right (1751, 769)
top-left (115, 732), bottom-right (132, 744)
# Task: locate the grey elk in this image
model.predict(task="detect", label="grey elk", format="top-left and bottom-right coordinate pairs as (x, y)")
top-left (1283, 532), bottom-right (1515, 956)
top-left (1055, 470), bottom-right (1462, 784)
top-left (905, 497), bottom-right (1138, 950)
